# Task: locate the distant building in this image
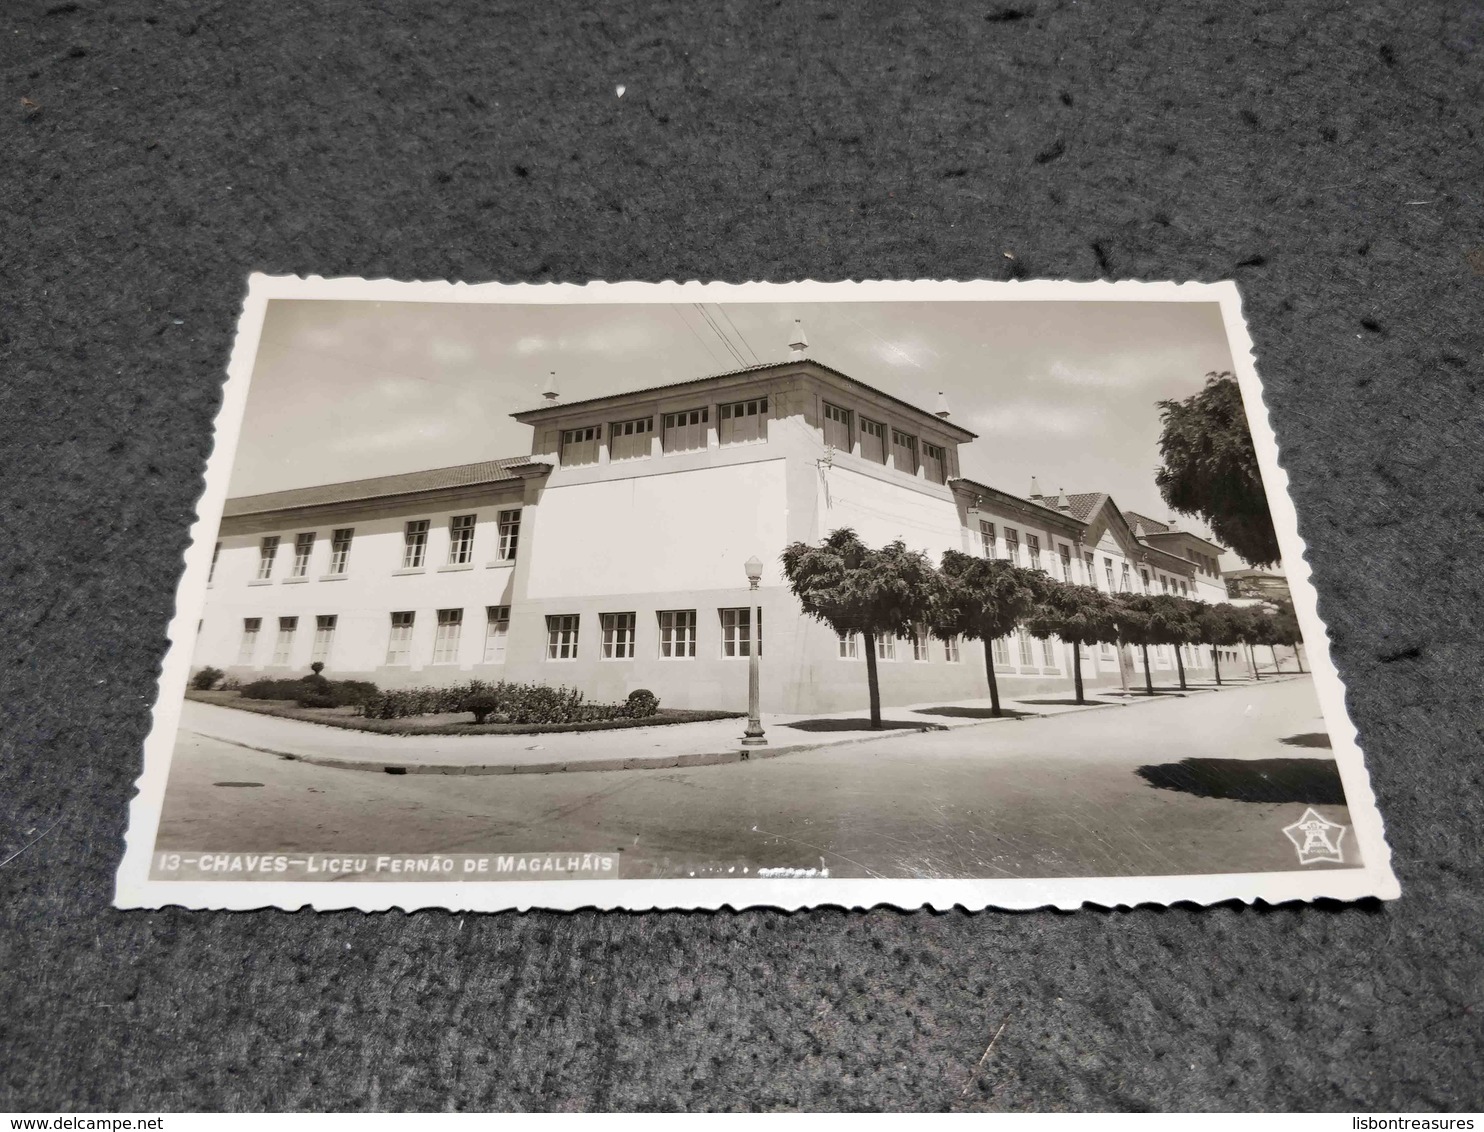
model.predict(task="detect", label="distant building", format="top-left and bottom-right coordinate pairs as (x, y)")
top-left (1225, 568), bottom-right (1290, 602)
top-left (195, 353), bottom-right (1239, 712)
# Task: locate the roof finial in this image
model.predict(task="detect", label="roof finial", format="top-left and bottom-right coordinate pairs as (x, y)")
top-left (1029, 475), bottom-right (1042, 499)
top-left (1057, 487), bottom-right (1072, 512)
top-left (788, 319), bottom-right (808, 361)
top-left (542, 371), bottom-right (559, 402)
top-left (1166, 514), bottom-right (1180, 531)
top-left (935, 391), bottom-right (951, 419)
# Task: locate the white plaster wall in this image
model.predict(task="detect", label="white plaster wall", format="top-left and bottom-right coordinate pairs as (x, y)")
top-left (523, 459), bottom-right (791, 598)
top-left (818, 464), bottom-right (962, 559)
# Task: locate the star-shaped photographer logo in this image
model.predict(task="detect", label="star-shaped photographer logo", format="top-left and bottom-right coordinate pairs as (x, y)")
top-left (1283, 807), bottom-right (1347, 865)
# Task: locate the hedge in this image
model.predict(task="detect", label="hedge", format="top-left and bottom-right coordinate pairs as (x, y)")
top-left (358, 680), bottom-right (661, 725)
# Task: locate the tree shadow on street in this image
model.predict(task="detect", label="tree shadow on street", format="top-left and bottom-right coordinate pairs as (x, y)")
top-left (1136, 757), bottom-right (1346, 804)
top-left (1013, 697), bottom-right (1119, 707)
top-left (1279, 732), bottom-right (1332, 749)
top-left (912, 706), bottom-right (1036, 720)
top-left (783, 718), bottom-right (946, 733)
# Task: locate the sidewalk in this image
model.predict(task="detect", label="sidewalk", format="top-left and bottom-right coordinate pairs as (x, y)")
top-left (178, 674), bottom-right (1308, 776)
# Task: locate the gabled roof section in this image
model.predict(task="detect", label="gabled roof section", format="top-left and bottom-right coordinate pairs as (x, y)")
top-left (222, 457), bottom-right (547, 518)
top-left (1060, 492), bottom-right (1109, 523)
top-left (510, 358), bottom-right (979, 442)
top-left (1122, 510), bottom-right (1170, 534)
top-left (950, 478), bottom-right (1088, 532)
top-left (1124, 510), bottom-right (1228, 555)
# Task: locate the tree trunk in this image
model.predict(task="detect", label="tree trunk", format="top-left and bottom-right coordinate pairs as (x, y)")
top-left (982, 637), bottom-right (1002, 717)
top-left (1141, 644), bottom-right (1154, 695)
top-left (1212, 645), bottom-right (1223, 686)
top-left (1296, 646), bottom-right (1306, 674)
top-left (1072, 641), bottom-right (1085, 704)
top-left (1175, 645), bottom-right (1187, 690)
top-left (1249, 643), bottom-right (1261, 679)
top-left (1271, 644), bottom-right (1281, 674)
top-left (864, 630), bottom-right (882, 729)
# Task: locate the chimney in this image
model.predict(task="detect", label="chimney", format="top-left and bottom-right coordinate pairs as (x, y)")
top-left (788, 319), bottom-right (809, 361)
top-left (1166, 515), bottom-right (1180, 531)
top-left (542, 371), bottom-right (559, 402)
top-left (1029, 475), bottom-right (1042, 499)
top-left (935, 391), bottom-right (951, 419)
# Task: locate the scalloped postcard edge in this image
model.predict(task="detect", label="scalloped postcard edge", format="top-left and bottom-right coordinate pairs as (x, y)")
top-left (113, 275), bottom-right (1400, 913)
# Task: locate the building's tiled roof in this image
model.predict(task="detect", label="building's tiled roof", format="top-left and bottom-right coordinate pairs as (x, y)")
top-left (951, 478), bottom-right (1088, 527)
top-left (1122, 510), bottom-right (1170, 534)
top-left (222, 457), bottom-right (543, 518)
top-left (510, 358), bottom-right (980, 441)
top-left (1059, 492), bottom-right (1108, 522)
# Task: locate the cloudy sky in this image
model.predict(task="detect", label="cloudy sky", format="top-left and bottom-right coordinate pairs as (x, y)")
top-left (235, 296), bottom-right (1245, 563)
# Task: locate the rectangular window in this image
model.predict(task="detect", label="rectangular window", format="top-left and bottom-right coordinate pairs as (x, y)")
top-left (601, 612), bottom-right (636, 659)
top-left (291, 532), bottom-right (315, 578)
top-left (720, 608), bottom-right (760, 657)
top-left (1017, 629), bottom-right (1035, 666)
top-left (386, 612), bottom-right (415, 665)
top-left (992, 637), bottom-right (1010, 666)
top-left (890, 428), bottom-right (918, 474)
top-left (209, 541), bottom-right (221, 584)
top-left (658, 610), bottom-right (697, 658)
top-left (432, 608), bottom-right (463, 664)
top-left (1004, 527), bottom-right (1020, 565)
top-left (256, 536), bottom-right (279, 581)
top-left (560, 425), bottom-right (600, 466)
top-left (921, 442), bottom-right (946, 484)
top-left (1121, 563), bottom-right (1132, 592)
top-left (311, 615), bottom-right (337, 665)
top-left (662, 408), bottom-right (709, 453)
top-left (912, 628), bottom-right (931, 662)
top-left (1085, 552), bottom-right (1098, 589)
top-left (1026, 533), bottom-right (1041, 571)
top-left (329, 528), bottom-right (353, 575)
top-left (837, 629), bottom-right (859, 659)
top-left (609, 416), bottom-right (653, 461)
top-left (1041, 636), bottom-right (1057, 667)
top-left (979, 520), bottom-right (996, 559)
top-left (1104, 557), bottom-right (1116, 591)
top-left (273, 616), bottom-right (298, 666)
top-left (238, 617), bottom-right (261, 664)
top-left (447, 514), bottom-right (476, 565)
top-left (876, 633), bottom-right (896, 662)
top-left (546, 614), bottom-right (579, 660)
top-left (402, 520), bottom-right (429, 569)
top-left (496, 509), bottom-right (521, 561)
top-left (1059, 545), bottom-right (1072, 581)
top-left (1180, 580), bottom-right (1189, 596)
top-left (1140, 568), bottom-right (1151, 592)
top-left (944, 636), bottom-right (961, 663)
top-left (483, 605), bottom-right (510, 663)
top-left (859, 418), bottom-right (886, 463)
top-left (1161, 576), bottom-right (1171, 593)
top-left (823, 402), bottom-right (853, 451)
top-left (719, 397), bottom-right (769, 445)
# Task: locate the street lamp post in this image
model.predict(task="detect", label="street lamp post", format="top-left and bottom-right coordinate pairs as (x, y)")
top-left (741, 555), bottom-right (768, 752)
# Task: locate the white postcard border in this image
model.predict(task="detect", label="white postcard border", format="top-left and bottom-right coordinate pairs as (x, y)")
top-left (114, 275), bottom-right (1400, 913)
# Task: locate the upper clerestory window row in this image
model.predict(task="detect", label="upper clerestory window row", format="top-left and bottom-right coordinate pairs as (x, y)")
top-left (821, 400), bottom-right (948, 484)
top-left (558, 396), bottom-right (770, 466)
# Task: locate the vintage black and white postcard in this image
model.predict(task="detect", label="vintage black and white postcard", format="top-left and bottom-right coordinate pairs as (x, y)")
top-left (115, 277), bottom-right (1399, 911)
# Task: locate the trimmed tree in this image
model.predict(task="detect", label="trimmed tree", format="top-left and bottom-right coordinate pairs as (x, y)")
top-left (1226, 605), bottom-right (1266, 679)
top-left (929, 550), bottom-right (1047, 717)
top-left (780, 528), bottom-right (939, 729)
top-left (1270, 601), bottom-right (1305, 673)
top-left (1145, 594), bottom-right (1201, 691)
top-left (1114, 593), bottom-right (1162, 695)
top-left (1192, 602), bottom-right (1244, 685)
top-left (1155, 372), bottom-right (1282, 568)
top-left (1024, 581), bottom-right (1120, 705)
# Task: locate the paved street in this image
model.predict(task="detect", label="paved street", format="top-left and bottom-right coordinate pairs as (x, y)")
top-left (154, 676), bottom-right (1356, 879)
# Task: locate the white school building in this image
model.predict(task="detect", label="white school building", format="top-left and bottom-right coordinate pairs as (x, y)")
top-left (194, 355), bottom-right (1239, 713)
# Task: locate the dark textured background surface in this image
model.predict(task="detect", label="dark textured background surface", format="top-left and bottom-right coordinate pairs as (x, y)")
top-left (2, 0), bottom-right (1482, 1113)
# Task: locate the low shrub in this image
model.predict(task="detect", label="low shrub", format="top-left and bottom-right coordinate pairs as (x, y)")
top-left (241, 673), bottom-right (381, 707)
top-left (358, 680), bottom-right (650, 727)
top-left (191, 666), bottom-right (224, 691)
top-left (626, 688), bottom-right (660, 717)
